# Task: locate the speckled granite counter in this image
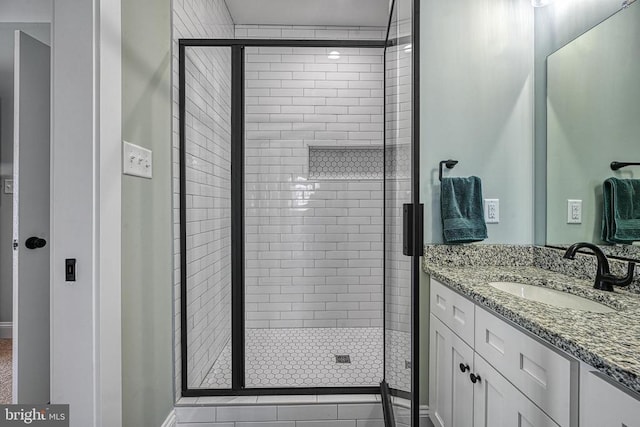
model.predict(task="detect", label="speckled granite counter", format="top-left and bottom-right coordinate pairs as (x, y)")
top-left (423, 245), bottom-right (640, 395)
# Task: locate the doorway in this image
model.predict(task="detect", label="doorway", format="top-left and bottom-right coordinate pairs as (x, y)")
top-left (0, 25), bottom-right (51, 405)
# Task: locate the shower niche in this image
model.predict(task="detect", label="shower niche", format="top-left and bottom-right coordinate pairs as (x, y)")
top-left (308, 146), bottom-right (384, 180)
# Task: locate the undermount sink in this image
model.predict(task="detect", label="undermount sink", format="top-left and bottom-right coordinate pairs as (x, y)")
top-left (488, 282), bottom-right (616, 313)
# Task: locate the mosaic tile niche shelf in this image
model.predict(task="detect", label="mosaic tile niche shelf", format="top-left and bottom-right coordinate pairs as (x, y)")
top-left (308, 146), bottom-right (383, 180)
top-left (201, 327), bottom-right (383, 388)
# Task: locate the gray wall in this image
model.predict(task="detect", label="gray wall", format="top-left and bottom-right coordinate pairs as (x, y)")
top-left (121, 0), bottom-right (174, 425)
top-left (533, 0), bottom-right (621, 244)
top-left (0, 23), bottom-right (50, 324)
top-left (418, 0), bottom-right (534, 405)
top-left (420, 0), bottom-right (535, 245)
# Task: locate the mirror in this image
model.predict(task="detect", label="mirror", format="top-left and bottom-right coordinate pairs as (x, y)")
top-left (545, 1), bottom-right (640, 261)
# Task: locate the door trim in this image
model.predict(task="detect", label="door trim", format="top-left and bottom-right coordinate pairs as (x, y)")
top-left (50, 0), bottom-right (122, 424)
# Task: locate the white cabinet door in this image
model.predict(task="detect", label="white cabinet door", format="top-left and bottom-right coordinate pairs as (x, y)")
top-left (430, 314), bottom-right (474, 427)
top-left (473, 355), bottom-right (560, 427)
top-left (580, 366), bottom-right (640, 427)
top-left (474, 307), bottom-right (573, 426)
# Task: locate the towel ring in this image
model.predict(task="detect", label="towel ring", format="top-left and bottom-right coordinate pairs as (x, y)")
top-left (439, 159), bottom-right (458, 181)
top-left (611, 161), bottom-right (640, 171)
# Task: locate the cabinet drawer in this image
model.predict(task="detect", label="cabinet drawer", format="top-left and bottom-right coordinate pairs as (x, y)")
top-left (475, 307), bottom-right (575, 427)
top-left (430, 279), bottom-right (475, 346)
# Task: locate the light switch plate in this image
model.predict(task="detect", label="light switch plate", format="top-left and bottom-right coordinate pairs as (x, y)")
top-left (484, 199), bottom-right (500, 224)
top-left (3, 179), bottom-right (14, 194)
top-left (567, 199), bottom-right (582, 223)
top-left (123, 141), bottom-right (152, 179)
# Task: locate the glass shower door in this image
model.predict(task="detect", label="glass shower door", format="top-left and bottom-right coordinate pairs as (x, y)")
top-left (384, 0), bottom-right (419, 425)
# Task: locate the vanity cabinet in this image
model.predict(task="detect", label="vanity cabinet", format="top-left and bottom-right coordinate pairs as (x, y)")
top-left (429, 314), bottom-right (558, 427)
top-left (429, 278), bottom-right (574, 427)
top-left (580, 365), bottom-right (640, 427)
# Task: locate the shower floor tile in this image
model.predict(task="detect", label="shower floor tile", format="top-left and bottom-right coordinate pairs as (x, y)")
top-left (385, 329), bottom-right (411, 392)
top-left (201, 327), bottom-right (383, 388)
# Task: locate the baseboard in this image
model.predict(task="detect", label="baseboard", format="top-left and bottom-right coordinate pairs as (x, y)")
top-left (160, 409), bottom-right (176, 427)
top-left (420, 405), bottom-right (433, 427)
top-left (0, 322), bottom-right (12, 339)
top-left (419, 404), bottom-right (430, 416)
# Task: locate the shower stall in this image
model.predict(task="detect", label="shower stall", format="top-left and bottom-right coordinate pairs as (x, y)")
top-left (177, 0), bottom-right (418, 423)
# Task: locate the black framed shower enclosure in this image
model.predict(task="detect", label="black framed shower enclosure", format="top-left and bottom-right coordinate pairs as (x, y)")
top-left (178, 3), bottom-right (421, 423)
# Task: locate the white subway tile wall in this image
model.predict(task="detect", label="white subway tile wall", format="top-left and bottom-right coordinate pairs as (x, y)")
top-left (183, 46), bottom-right (233, 388)
top-left (243, 43), bottom-right (385, 329)
top-left (173, 0), bottom-right (235, 393)
top-left (236, 25), bottom-right (385, 41)
top-left (385, 46), bottom-right (412, 333)
top-left (175, 400), bottom-right (384, 427)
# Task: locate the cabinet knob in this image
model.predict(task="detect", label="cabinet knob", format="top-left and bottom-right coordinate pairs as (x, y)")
top-left (459, 363), bottom-right (470, 373)
top-left (470, 373), bottom-right (482, 384)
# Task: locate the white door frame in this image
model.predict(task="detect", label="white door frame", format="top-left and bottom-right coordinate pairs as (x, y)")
top-left (51, 1), bottom-right (122, 426)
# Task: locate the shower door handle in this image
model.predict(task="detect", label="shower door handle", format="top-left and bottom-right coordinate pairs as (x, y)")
top-left (403, 204), bottom-right (414, 256)
top-left (402, 203), bottom-right (423, 256)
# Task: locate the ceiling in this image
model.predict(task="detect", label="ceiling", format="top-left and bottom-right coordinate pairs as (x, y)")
top-left (225, 0), bottom-right (389, 27)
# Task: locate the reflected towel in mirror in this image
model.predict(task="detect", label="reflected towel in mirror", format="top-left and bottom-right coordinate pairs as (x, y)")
top-left (602, 177), bottom-right (640, 243)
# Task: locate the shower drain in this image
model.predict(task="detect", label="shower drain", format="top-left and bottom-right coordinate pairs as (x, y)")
top-left (335, 355), bottom-right (351, 364)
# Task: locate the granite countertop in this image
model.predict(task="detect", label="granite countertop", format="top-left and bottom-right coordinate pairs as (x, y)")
top-left (423, 261), bottom-right (640, 395)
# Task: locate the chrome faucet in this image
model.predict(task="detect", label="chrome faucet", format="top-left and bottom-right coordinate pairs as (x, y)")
top-left (563, 242), bottom-right (636, 292)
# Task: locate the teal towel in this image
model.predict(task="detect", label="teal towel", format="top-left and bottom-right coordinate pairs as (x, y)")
top-left (441, 176), bottom-right (488, 244)
top-left (602, 178), bottom-right (640, 243)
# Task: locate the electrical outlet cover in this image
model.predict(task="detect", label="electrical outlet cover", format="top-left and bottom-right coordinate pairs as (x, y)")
top-left (567, 199), bottom-right (582, 224)
top-left (484, 199), bottom-right (500, 224)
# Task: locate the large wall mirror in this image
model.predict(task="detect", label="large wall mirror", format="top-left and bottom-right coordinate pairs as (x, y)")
top-left (545, 0), bottom-right (640, 261)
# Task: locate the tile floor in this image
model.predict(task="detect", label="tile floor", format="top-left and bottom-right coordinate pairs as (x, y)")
top-left (201, 327), bottom-right (384, 388)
